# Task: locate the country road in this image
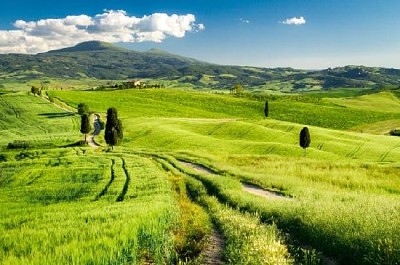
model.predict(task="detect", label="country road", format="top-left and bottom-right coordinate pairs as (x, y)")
top-left (86, 114), bottom-right (101, 147)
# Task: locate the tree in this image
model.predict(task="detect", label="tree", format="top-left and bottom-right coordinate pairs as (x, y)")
top-left (31, 86), bottom-right (40, 95)
top-left (264, 101), bottom-right (269, 118)
top-left (78, 103), bottom-right (89, 115)
top-left (105, 108), bottom-right (123, 149)
top-left (234, 84), bottom-right (244, 95)
top-left (80, 114), bottom-right (91, 142)
top-left (299, 127), bottom-right (311, 156)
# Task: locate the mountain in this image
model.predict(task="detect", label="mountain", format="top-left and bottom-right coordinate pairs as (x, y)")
top-left (47, 41), bottom-right (126, 53)
top-left (1, 41), bottom-right (400, 91)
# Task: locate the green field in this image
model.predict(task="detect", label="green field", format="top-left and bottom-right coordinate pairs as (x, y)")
top-left (1, 87), bottom-right (400, 264)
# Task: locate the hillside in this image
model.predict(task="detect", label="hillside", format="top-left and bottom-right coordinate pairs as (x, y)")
top-left (1, 89), bottom-right (400, 264)
top-left (1, 41), bottom-right (400, 90)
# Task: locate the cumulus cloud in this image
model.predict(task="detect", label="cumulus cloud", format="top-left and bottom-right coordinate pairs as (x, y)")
top-left (281, 16), bottom-right (306, 25)
top-left (0, 10), bottom-right (204, 54)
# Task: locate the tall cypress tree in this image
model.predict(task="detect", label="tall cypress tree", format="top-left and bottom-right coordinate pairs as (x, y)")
top-left (299, 127), bottom-right (311, 156)
top-left (264, 100), bottom-right (269, 118)
top-left (78, 103), bottom-right (89, 115)
top-left (105, 108), bottom-right (123, 149)
top-left (80, 114), bottom-right (91, 142)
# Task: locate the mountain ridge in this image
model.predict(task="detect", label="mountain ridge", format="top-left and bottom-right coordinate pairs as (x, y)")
top-left (1, 41), bottom-right (400, 91)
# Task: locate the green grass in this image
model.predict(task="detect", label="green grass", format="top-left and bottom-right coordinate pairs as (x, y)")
top-left (0, 92), bottom-right (79, 146)
top-left (168, 154), bottom-right (400, 264)
top-left (3, 88), bottom-right (400, 264)
top-left (0, 151), bottom-right (180, 264)
top-left (49, 89), bottom-right (400, 130)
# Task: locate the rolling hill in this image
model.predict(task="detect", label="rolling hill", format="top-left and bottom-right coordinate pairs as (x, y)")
top-left (1, 41), bottom-right (400, 90)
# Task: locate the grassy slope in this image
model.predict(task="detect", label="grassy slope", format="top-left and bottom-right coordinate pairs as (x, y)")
top-left (2, 89), bottom-right (400, 264)
top-left (50, 89), bottom-right (400, 162)
top-left (0, 150), bottom-right (178, 264)
top-left (48, 88), bottom-right (400, 264)
top-left (0, 92), bottom-right (79, 146)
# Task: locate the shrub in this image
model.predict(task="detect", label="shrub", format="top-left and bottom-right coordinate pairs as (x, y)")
top-left (389, 129), bottom-right (400, 136)
top-left (0, 154), bottom-right (6, 162)
top-left (7, 140), bottom-right (32, 149)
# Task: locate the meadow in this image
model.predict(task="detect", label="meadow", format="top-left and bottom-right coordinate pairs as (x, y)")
top-left (1, 87), bottom-right (400, 264)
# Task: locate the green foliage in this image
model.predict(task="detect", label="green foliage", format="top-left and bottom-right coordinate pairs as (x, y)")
top-left (30, 86), bottom-right (40, 95)
top-left (105, 107), bottom-right (123, 148)
top-left (264, 100), bottom-right (269, 117)
top-left (80, 114), bottom-right (90, 141)
top-left (7, 140), bottom-right (32, 150)
top-left (77, 102), bottom-right (89, 115)
top-left (300, 127), bottom-right (311, 149)
top-left (389, 129), bottom-right (400, 136)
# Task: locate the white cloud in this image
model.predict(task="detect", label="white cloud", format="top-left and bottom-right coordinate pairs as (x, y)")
top-left (0, 10), bottom-right (205, 54)
top-left (240, 18), bottom-right (250, 24)
top-left (281, 16), bottom-right (306, 25)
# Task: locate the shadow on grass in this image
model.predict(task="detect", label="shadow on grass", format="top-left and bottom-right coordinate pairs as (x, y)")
top-left (39, 112), bottom-right (75, 118)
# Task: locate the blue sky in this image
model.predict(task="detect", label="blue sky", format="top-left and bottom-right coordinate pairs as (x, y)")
top-left (0, 0), bottom-right (399, 69)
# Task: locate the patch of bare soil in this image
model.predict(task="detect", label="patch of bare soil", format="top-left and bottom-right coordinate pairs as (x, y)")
top-left (203, 227), bottom-right (225, 265)
top-left (242, 183), bottom-right (291, 200)
top-left (179, 161), bottom-right (216, 174)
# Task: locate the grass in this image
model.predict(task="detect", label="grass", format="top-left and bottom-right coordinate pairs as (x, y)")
top-left (183, 171), bottom-right (293, 265)
top-left (0, 92), bottom-right (78, 146)
top-left (2, 88), bottom-right (400, 264)
top-left (0, 151), bottom-right (182, 264)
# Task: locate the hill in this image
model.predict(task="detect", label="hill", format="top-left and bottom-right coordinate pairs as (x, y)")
top-left (1, 41), bottom-right (400, 90)
top-left (1, 89), bottom-right (400, 264)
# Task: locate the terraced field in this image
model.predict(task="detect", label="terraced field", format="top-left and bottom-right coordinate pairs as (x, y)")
top-left (1, 88), bottom-right (400, 264)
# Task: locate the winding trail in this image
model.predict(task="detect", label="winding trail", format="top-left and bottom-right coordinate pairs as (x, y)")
top-left (242, 183), bottom-right (291, 200)
top-left (203, 227), bottom-right (225, 265)
top-left (86, 114), bottom-right (101, 147)
top-left (179, 161), bottom-right (216, 174)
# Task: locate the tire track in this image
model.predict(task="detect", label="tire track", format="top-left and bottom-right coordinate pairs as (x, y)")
top-left (346, 143), bottom-right (364, 158)
top-left (203, 226), bottom-right (225, 265)
top-left (116, 158), bottom-right (130, 202)
top-left (94, 159), bottom-right (115, 201)
top-left (27, 170), bottom-right (45, 185)
top-left (154, 157), bottom-right (225, 265)
top-left (207, 122), bottom-right (226, 135)
top-left (379, 144), bottom-right (400, 162)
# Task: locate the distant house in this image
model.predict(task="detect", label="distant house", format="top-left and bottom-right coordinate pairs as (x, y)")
top-left (124, 79), bottom-right (144, 89)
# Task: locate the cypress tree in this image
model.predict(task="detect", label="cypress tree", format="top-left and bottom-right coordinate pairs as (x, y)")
top-left (264, 100), bottom-right (269, 118)
top-left (80, 114), bottom-right (91, 142)
top-left (105, 108), bottom-right (123, 149)
top-left (78, 103), bottom-right (89, 115)
top-left (300, 127), bottom-right (311, 156)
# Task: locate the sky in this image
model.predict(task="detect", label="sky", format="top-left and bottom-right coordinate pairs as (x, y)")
top-left (0, 0), bottom-right (400, 69)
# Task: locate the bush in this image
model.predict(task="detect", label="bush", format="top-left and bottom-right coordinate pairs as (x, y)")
top-left (7, 140), bottom-right (32, 149)
top-left (389, 129), bottom-right (400, 136)
top-left (0, 154), bottom-right (7, 162)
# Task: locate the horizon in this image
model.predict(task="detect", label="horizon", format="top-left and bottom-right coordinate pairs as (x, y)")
top-left (1, 0), bottom-right (400, 69)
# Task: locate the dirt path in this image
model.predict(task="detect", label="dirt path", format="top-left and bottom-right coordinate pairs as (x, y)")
top-left (242, 183), bottom-right (290, 200)
top-left (39, 94), bottom-right (75, 113)
top-left (203, 226), bottom-right (225, 265)
top-left (179, 161), bottom-right (216, 174)
top-left (86, 114), bottom-right (101, 148)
